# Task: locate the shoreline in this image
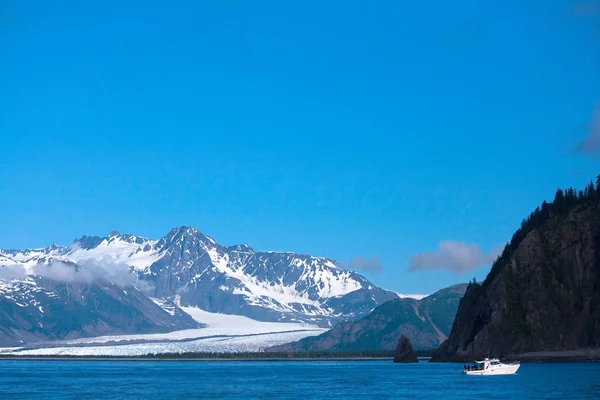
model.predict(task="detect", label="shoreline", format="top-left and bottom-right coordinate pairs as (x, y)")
top-left (504, 348), bottom-right (600, 363)
top-left (4, 348), bottom-right (599, 363)
top-left (0, 356), bottom-right (399, 362)
top-left (1, 354), bottom-right (597, 362)
top-left (431, 348), bottom-right (600, 363)
top-left (0, 349), bottom-right (434, 361)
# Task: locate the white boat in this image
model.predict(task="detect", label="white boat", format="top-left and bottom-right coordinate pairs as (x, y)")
top-left (462, 358), bottom-right (520, 375)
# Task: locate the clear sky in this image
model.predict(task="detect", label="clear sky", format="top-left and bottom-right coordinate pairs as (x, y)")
top-left (1, 0), bottom-right (599, 294)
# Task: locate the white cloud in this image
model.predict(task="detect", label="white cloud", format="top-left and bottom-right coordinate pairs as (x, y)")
top-left (0, 264), bottom-right (28, 281)
top-left (576, 104), bottom-right (600, 158)
top-left (31, 260), bottom-right (94, 283)
top-left (408, 241), bottom-right (503, 275)
top-left (2, 257), bottom-right (139, 288)
top-left (342, 256), bottom-right (382, 274)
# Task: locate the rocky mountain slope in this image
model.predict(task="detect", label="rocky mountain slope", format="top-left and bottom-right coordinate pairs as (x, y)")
top-left (133, 227), bottom-right (398, 326)
top-left (268, 284), bottom-right (466, 352)
top-left (432, 181), bottom-right (600, 361)
top-left (0, 227), bottom-right (399, 345)
top-left (0, 274), bottom-right (198, 347)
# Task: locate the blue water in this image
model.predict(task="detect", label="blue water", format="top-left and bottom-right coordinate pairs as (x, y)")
top-left (1, 360), bottom-right (599, 399)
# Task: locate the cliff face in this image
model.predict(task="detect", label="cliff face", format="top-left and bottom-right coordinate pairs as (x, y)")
top-left (393, 335), bottom-right (418, 363)
top-left (432, 201), bottom-right (600, 361)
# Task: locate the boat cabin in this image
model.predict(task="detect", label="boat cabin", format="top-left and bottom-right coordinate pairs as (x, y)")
top-left (462, 357), bottom-right (520, 375)
top-left (463, 358), bottom-right (500, 371)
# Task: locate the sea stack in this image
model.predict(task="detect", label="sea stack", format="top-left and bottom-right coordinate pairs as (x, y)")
top-left (393, 335), bottom-right (418, 363)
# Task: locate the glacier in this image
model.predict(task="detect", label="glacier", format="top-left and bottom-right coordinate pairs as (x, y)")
top-left (0, 306), bottom-right (326, 356)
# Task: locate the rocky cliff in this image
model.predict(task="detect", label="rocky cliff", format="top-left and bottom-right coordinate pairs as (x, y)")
top-left (432, 184), bottom-right (600, 361)
top-left (393, 335), bottom-right (418, 363)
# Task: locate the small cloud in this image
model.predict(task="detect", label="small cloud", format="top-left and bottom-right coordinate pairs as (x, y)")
top-left (176, 285), bottom-right (190, 294)
top-left (31, 260), bottom-right (94, 283)
top-left (2, 257), bottom-right (140, 288)
top-left (570, 169), bottom-right (583, 177)
top-left (576, 104), bottom-right (600, 158)
top-left (1, 257), bottom-right (153, 291)
top-left (0, 264), bottom-right (28, 281)
top-left (343, 256), bottom-right (382, 274)
top-left (489, 244), bottom-right (505, 260)
top-left (408, 241), bottom-right (502, 275)
top-left (79, 257), bottom-right (138, 287)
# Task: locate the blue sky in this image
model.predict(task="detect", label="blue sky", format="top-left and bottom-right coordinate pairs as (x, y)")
top-left (1, 0), bottom-right (599, 293)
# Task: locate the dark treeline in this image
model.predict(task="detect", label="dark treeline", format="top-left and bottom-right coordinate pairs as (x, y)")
top-left (0, 349), bottom-right (436, 360)
top-left (477, 175), bottom-right (600, 288)
top-left (138, 350), bottom-right (399, 359)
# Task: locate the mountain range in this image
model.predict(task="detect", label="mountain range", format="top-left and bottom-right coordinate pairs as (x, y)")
top-left (269, 283), bottom-right (466, 352)
top-left (0, 226), bottom-right (402, 346)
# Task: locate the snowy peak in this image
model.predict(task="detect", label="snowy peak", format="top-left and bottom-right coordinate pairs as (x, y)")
top-left (73, 235), bottom-right (105, 250)
top-left (72, 232), bottom-right (153, 250)
top-left (0, 244), bottom-right (67, 262)
top-left (226, 244), bottom-right (255, 254)
top-left (161, 226), bottom-right (215, 244)
top-left (107, 232), bottom-right (150, 245)
top-left (161, 226), bottom-right (217, 248)
top-left (135, 231), bottom-right (397, 326)
top-left (153, 226), bottom-right (221, 260)
top-left (1, 226), bottom-right (398, 327)
top-left (51, 231), bottom-right (164, 274)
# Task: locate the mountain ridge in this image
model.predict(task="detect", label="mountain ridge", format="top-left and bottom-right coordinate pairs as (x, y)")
top-left (268, 283), bottom-right (467, 352)
top-left (0, 276), bottom-right (199, 346)
top-left (0, 226), bottom-right (401, 346)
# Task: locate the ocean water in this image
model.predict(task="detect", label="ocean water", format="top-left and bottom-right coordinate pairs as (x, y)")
top-left (1, 360), bottom-right (599, 399)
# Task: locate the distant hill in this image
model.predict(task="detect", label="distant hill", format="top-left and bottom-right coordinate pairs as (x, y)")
top-left (268, 284), bottom-right (467, 352)
top-left (432, 178), bottom-right (600, 361)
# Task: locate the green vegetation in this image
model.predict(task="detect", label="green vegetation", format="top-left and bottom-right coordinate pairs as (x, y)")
top-left (0, 349), bottom-right (436, 360)
top-left (477, 176), bottom-right (600, 288)
top-left (436, 174), bottom-right (600, 361)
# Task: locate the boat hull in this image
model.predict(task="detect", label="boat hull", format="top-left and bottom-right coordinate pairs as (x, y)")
top-left (463, 364), bottom-right (520, 376)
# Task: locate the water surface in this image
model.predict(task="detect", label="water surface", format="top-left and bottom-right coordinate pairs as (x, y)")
top-left (1, 360), bottom-right (598, 399)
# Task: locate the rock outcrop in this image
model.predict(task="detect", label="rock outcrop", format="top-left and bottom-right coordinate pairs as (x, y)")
top-left (393, 335), bottom-right (418, 363)
top-left (432, 183), bottom-right (600, 361)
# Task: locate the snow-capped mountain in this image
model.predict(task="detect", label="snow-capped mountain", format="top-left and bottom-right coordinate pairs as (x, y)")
top-left (0, 226), bottom-right (398, 338)
top-left (0, 276), bottom-right (199, 347)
